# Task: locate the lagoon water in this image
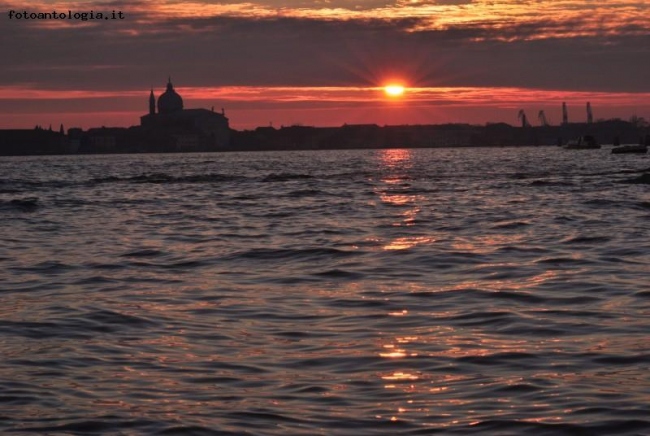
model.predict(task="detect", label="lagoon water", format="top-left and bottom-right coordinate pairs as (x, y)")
top-left (1, 147), bottom-right (649, 435)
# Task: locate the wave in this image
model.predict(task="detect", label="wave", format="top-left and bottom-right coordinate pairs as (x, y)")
top-left (621, 173), bottom-right (650, 184)
top-left (284, 189), bottom-right (325, 198)
top-left (119, 249), bottom-right (165, 258)
top-left (562, 235), bottom-right (611, 244)
top-left (5, 418), bottom-right (164, 435)
top-left (90, 173), bottom-right (243, 185)
top-left (0, 308), bottom-right (159, 340)
top-left (466, 419), bottom-right (650, 435)
top-left (529, 179), bottom-right (574, 187)
top-left (226, 247), bottom-right (360, 262)
top-left (261, 173), bottom-right (315, 182)
top-left (3, 149), bottom-right (649, 436)
top-left (491, 221), bottom-right (531, 229)
top-left (0, 197), bottom-right (39, 211)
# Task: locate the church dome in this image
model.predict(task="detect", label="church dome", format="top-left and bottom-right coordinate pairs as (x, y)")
top-left (157, 78), bottom-right (183, 114)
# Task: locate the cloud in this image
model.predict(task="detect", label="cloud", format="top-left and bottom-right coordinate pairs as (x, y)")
top-left (2, 7), bottom-right (648, 92)
top-left (6, 0), bottom-right (650, 38)
top-left (0, 0), bottom-right (648, 128)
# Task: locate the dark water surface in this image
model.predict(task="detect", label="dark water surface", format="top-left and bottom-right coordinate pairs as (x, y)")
top-left (1, 148), bottom-right (649, 435)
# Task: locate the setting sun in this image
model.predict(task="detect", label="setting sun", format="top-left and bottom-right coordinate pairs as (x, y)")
top-left (384, 85), bottom-right (405, 97)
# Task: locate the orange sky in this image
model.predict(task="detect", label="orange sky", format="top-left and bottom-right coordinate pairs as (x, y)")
top-left (1, 0), bottom-right (649, 129)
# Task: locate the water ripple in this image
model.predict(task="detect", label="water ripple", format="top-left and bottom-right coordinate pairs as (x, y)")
top-left (0, 149), bottom-right (648, 435)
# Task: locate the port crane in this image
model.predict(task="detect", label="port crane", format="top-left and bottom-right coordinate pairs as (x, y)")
top-left (518, 109), bottom-right (531, 127)
top-left (538, 110), bottom-right (549, 127)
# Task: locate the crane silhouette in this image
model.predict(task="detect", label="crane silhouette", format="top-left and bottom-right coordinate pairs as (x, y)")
top-left (538, 110), bottom-right (549, 126)
top-left (518, 110), bottom-right (530, 128)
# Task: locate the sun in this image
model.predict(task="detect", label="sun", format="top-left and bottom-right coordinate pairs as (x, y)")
top-left (384, 84), bottom-right (405, 97)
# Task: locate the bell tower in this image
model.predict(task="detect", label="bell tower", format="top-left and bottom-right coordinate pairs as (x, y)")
top-left (149, 88), bottom-right (155, 115)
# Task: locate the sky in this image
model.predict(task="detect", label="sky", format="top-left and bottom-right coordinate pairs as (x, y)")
top-left (1, 0), bottom-right (649, 130)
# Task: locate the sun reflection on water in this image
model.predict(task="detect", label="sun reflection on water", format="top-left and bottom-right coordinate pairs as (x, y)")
top-left (374, 149), bottom-right (437, 250)
top-left (378, 148), bottom-right (413, 169)
top-left (383, 235), bottom-right (435, 250)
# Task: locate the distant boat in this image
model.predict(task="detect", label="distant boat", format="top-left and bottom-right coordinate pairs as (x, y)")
top-left (612, 144), bottom-right (648, 154)
top-left (563, 135), bottom-right (600, 149)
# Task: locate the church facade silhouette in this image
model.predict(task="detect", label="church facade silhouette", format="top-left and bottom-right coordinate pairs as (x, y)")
top-left (140, 78), bottom-right (230, 150)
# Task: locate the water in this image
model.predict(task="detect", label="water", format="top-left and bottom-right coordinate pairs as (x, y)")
top-left (1, 147), bottom-right (649, 435)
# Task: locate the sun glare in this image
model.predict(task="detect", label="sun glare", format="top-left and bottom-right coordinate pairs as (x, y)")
top-left (385, 85), bottom-right (405, 97)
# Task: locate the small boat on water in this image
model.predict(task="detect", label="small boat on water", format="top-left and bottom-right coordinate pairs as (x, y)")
top-left (612, 144), bottom-right (648, 154)
top-left (563, 135), bottom-right (600, 149)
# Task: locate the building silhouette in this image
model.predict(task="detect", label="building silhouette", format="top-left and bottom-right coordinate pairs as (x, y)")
top-left (2, 82), bottom-right (648, 155)
top-left (140, 78), bottom-right (230, 150)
